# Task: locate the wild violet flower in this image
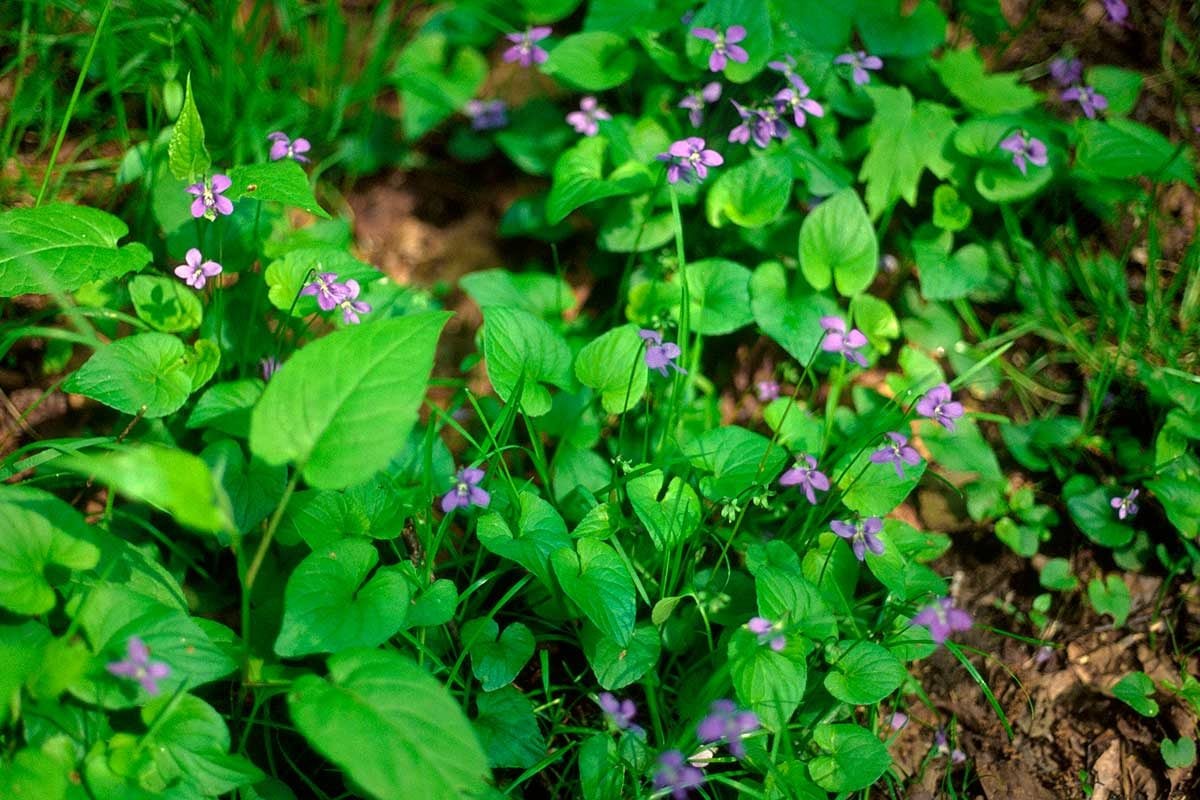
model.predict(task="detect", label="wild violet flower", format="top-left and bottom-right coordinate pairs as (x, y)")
top-left (566, 96), bottom-right (611, 137)
top-left (260, 356), bottom-right (280, 382)
top-left (998, 131), bottom-right (1048, 176)
top-left (830, 517), bottom-right (885, 561)
top-left (106, 636), bottom-right (170, 695)
top-left (598, 692), bottom-right (642, 734)
top-left (466, 99), bottom-right (508, 131)
top-left (173, 248), bottom-right (222, 290)
top-left (1111, 488), bottom-right (1139, 520)
top-left (774, 82), bottom-right (824, 128)
top-left (913, 597), bottom-right (973, 645)
top-left (916, 383), bottom-right (965, 431)
top-left (1049, 56), bottom-right (1083, 87)
top-left (819, 316), bottom-right (868, 367)
top-left (503, 27), bottom-right (551, 67)
top-left (678, 82), bottom-right (722, 127)
top-left (336, 279), bottom-right (371, 324)
top-left (185, 173), bottom-right (233, 220)
top-left (834, 50), bottom-right (883, 85)
top-left (639, 329), bottom-right (686, 377)
top-left (441, 467), bottom-right (490, 512)
top-left (691, 25), bottom-right (748, 73)
top-left (653, 750), bottom-right (705, 800)
top-left (1061, 85), bottom-right (1108, 119)
top-left (301, 271), bottom-right (350, 311)
top-left (657, 137), bottom-right (723, 184)
top-left (1103, 0), bottom-right (1128, 26)
top-left (756, 379), bottom-right (779, 402)
top-left (779, 455), bottom-right (830, 505)
top-left (746, 617), bottom-right (786, 652)
top-left (767, 54), bottom-right (805, 89)
top-left (870, 432), bottom-right (922, 478)
top-left (728, 101), bottom-right (785, 148)
top-left (890, 711), bottom-right (909, 731)
top-left (267, 131), bottom-right (311, 163)
top-left (697, 699), bottom-right (760, 758)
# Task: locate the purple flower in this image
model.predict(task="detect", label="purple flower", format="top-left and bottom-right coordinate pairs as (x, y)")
top-left (774, 82), bottom-right (824, 128)
top-left (916, 383), bottom-right (965, 431)
top-left (653, 750), bottom-right (705, 800)
top-left (300, 271), bottom-right (351, 311)
top-left (466, 99), bottom-right (508, 131)
top-left (691, 25), bottom-right (748, 73)
top-left (1111, 488), bottom-right (1139, 520)
top-left (779, 455), bottom-right (830, 505)
top-left (598, 692), bottom-right (642, 734)
top-left (337, 279), bottom-right (371, 324)
top-left (440, 467), bottom-right (490, 513)
top-left (678, 82), bottom-right (722, 127)
top-left (834, 50), bottom-right (883, 85)
top-left (746, 616), bottom-right (786, 652)
top-left (869, 432), bottom-right (922, 478)
top-left (185, 173), bottom-right (233, 220)
top-left (267, 131), bottom-right (311, 163)
top-left (890, 711), bottom-right (909, 731)
top-left (639, 329), bottom-right (686, 377)
top-left (566, 96), bottom-right (611, 137)
top-left (727, 100), bottom-right (786, 148)
top-left (767, 54), bottom-right (806, 89)
top-left (173, 248), bottom-right (222, 289)
top-left (1103, 0), bottom-right (1128, 26)
top-left (1049, 57), bottom-right (1083, 87)
top-left (830, 516), bottom-right (885, 561)
top-left (1061, 85), bottom-right (1108, 119)
top-left (998, 131), bottom-right (1048, 176)
top-left (696, 699), bottom-right (760, 758)
top-left (657, 137), bottom-right (723, 184)
top-left (913, 597), bottom-right (973, 645)
top-left (756, 379), bottom-right (779, 402)
top-left (819, 316), bottom-right (869, 367)
top-left (503, 26), bottom-right (551, 67)
top-left (106, 636), bottom-right (170, 695)
top-left (260, 356), bottom-right (281, 382)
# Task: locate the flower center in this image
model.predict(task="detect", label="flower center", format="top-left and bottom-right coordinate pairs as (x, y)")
top-left (456, 481), bottom-right (470, 497)
top-left (202, 184), bottom-right (215, 205)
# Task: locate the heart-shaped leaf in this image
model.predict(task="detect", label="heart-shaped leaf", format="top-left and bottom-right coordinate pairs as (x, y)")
top-left (461, 619), bottom-right (536, 691)
top-left (823, 640), bottom-right (906, 705)
top-left (551, 539), bottom-right (636, 646)
top-left (627, 468), bottom-right (701, 550)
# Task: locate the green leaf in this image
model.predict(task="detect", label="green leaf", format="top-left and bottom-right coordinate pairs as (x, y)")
top-left (546, 136), bottom-right (649, 224)
top-left (823, 641), bottom-right (905, 705)
top-left (393, 34), bottom-right (488, 140)
top-left (187, 379), bottom-right (263, 438)
top-left (849, 293), bottom-right (899, 353)
top-left (63, 445), bottom-right (233, 534)
top-left (0, 203), bottom-right (152, 296)
top-left (682, 425), bottom-right (787, 500)
top-left (460, 268), bottom-right (574, 319)
top-left (128, 274), bottom-right (203, 332)
top-left (64, 332), bottom-right (194, 418)
top-left (685, 0), bottom-right (773, 83)
top-left (581, 622), bottom-right (661, 690)
top-left (137, 694), bottom-right (264, 795)
top-left (798, 188), bottom-right (877, 296)
top-left (200, 439), bottom-right (286, 535)
top-left (473, 687), bottom-right (547, 769)
top-left (275, 539), bottom-right (409, 657)
top-left (932, 48), bottom-right (1040, 114)
top-left (551, 539), bottom-right (636, 646)
top-left (543, 32), bottom-right (636, 91)
top-left (728, 629), bottom-right (805, 732)
top-left (856, 0), bottom-right (945, 57)
top-left (578, 733), bottom-right (626, 800)
top-left (167, 75), bottom-right (210, 182)
top-left (808, 723), bottom-right (891, 792)
top-left (1039, 558), bottom-right (1078, 591)
top-left (482, 306), bottom-right (572, 417)
top-left (288, 649), bottom-right (490, 800)
top-left (264, 246), bottom-right (376, 315)
top-left (838, 447), bottom-right (925, 516)
top-left (683, 259), bottom-right (755, 335)
top-left (250, 312), bottom-right (448, 489)
top-left (627, 468), bottom-right (701, 550)
top-left (859, 87), bottom-right (956, 219)
top-left (1160, 736), bottom-right (1196, 769)
top-left (461, 619), bottom-right (535, 691)
top-left (476, 492), bottom-right (571, 589)
top-left (706, 156), bottom-right (793, 228)
top-left (1066, 484), bottom-right (1134, 548)
top-left (1076, 119), bottom-right (1195, 185)
top-left (0, 746), bottom-right (70, 800)
top-left (0, 490), bottom-right (99, 615)
top-left (1112, 672), bottom-right (1159, 717)
top-left (750, 261), bottom-right (839, 366)
top-left (915, 236), bottom-right (990, 300)
top-left (931, 184), bottom-right (972, 232)
top-left (227, 161), bottom-right (330, 219)
top-left (1088, 575), bottom-right (1131, 627)
top-left (1086, 66), bottom-right (1142, 117)
top-left (574, 325), bottom-right (647, 414)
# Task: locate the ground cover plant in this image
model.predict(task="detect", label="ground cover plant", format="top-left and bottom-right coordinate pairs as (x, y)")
top-left (1, 0), bottom-right (1199, 798)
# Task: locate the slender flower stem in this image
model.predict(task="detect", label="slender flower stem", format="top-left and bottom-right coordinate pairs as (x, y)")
top-left (243, 470), bottom-right (301, 598)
